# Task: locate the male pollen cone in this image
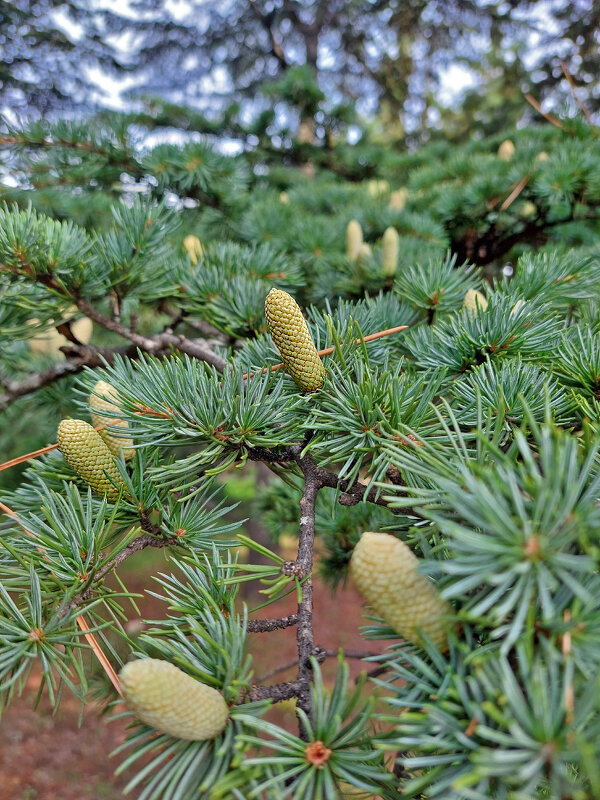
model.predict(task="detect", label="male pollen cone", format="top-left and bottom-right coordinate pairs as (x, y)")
top-left (90, 380), bottom-right (135, 460)
top-left (350, 531), bottom-right (451, 651)
top-left (265, 288), bottom-right (325, 393)
top-left (57, 418), bottom-right (124, 499)
top-left (119, 659), bottom-right (229, 741)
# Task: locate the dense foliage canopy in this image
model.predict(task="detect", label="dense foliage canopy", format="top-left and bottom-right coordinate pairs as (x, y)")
top-left (1, 102), bottom-right (600, 799)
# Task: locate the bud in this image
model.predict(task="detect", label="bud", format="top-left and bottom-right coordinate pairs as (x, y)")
top-left (183, 235), bottom-right (203, 265)
top-left (368, 179), bottom-right (389, 197)
top-left (519, 201), bottom-right (537, 219)
top-left (350, 531), bottom-right (451, 651)
top-left (346, 220), bottom-right (363, 262)
top-left (264, 288), bottom-right (325, 393)
top-left (279, 191), bottom-right (290, 204)
top-left (90, 380), bottom-right (135, 460)
top-left (497, 139), bottom-right (515, 161)
top-left (381, 227), bottom-right (399, 278)
top-left (535, 151), bottom-right (549, 163)
top-left (463, 289), bottom-right (488, 313)
top-left (119, 659), bottom-right (229, 741)
top-left (389, 188), bottom-right (408, 211)
top-left (57, 419), bottom-right (124, 499)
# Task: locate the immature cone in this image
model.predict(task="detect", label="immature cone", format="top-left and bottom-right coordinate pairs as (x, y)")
top-left (368, 179), bottom-right (389, 197)
top-left (346, 220), bottom-right (363, 262)
top-left (381, 227), bottom-right (399, 278)
top-left (356, 242), bottom-right (372, 269)
top-left (497, 139), bottom-right (515, 161)
top-left (389, 187), bottom-right (408, 211)
top-left (183, 235), bottom-right (203, 265)
top-left (350, 531), bottom-right (451, 651)
top-left (265, 289), bottom-right (325, 392)
top-left (57, 419), bottom-right (124, 499)
top-left (90, 380), bottom-right (135, 460)
top-left (119, 659), bottom-right (229, 741)
top-left (28, 317), bottom-right (93, 356)
top-left (463, 289), bottom-right (488, 312)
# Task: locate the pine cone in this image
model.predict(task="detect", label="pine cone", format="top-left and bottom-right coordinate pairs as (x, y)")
top-left (90, 380), bottom-right (135, 460)
top-left (57, 419), bottom-right (124, 499)
top-left (346, 220), bottom-right (363, 262)
top-left (350, 531), bottom-right (451, 651)
top-left (183, 235), bottom-right (203, 264)
top-left (119, 659), bottom-right (229, 741)
top-left (264, 288), bottom-right (325, 393)
top-left (463, 289), bottom-right (488, 312)
top-left (389, 188), bottom-right (407, 211)
top-left (497, 139), bottom-right (515, 161)
top-left (381, 227), bottom-right (399, 278)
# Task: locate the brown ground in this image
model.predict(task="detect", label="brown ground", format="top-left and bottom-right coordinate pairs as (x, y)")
top-left (0, 549), bottom-right (386, 800)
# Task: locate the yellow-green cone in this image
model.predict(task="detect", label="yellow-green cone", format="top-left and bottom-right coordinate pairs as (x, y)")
top-left (389, 187), bottom-right (408, 211)
top-left (119, 659), bottom-right (229, 741)
top-left (356, 242), bottom-right (372, 269)
top-left (346, 220), bottom-right (363, 262)
top-left (183, 235), bottom-right (203, 265)
top-left (57, 419), bottom-right (124, 499)
top-left (497, 139), bottom-right (515, 161)
top-left (381, 227), bottom-right (399, 278)
top-left (350, 531), bottom-right (451, 651)
top-left (265, 288), bottom-right (325, 393)
top-left (90, 380), bottom-right (135, 460)
top-left (463, 289), bottom-right (488, 312)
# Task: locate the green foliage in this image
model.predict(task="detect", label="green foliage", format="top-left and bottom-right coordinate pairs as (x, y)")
top-left (2, 107), bottom-right (600, 800)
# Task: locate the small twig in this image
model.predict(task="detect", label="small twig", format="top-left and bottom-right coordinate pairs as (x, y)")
top-left (245, 679), bottom-right (304, 703)
top-left (560, 60), bottom-right (594, 125)
top-left (499, 175), bottom-right (531, 212)
top-left (247, 613), bottom-right (298, 633)
top-left (523, 93), bottom-right (566, 130)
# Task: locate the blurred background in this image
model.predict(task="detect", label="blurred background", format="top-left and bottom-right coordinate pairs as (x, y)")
top-left (2, 1), bottom-right (599, 144)
top-left (1, 2), bottom-right (599, 797)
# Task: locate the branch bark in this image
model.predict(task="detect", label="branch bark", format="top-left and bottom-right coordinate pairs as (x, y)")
top-left (247, 613), bottom-right (298, 633)
top-left (294, 450), bottom-right (320, 730)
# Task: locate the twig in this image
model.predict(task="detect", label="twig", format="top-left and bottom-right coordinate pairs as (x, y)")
top-left (242, 325), bottom-right (408, 381)
top-left (499, 175), bottom-right (531, 212)
top-left (523, 93), bottom-right (566, 130)
top-left (245, 680), bottom-right (304, 703)
top-left (76, 299), bottom-right (227, 371)
top-left (294, 451), bottom-right (320, 731)
top-left (247, 613), bottom-right (298, 632)
top-left (560, 60), bottom-right (594, 125)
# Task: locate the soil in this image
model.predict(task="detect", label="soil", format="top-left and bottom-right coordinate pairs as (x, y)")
top-left (0, 548), bottom-right (389, 800)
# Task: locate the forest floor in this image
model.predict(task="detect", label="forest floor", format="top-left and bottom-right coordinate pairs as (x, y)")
top-left (0, 546), bottom-right (386, 800)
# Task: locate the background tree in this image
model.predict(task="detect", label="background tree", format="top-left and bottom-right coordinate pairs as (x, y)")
top-left (3, 0), bottom-right (599, 142)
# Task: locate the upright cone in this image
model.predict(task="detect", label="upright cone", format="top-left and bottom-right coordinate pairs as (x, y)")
top-left (57, 419), bottom-right (124, 499)
top-left (463, 289), bottom-right (488, 312)
top-left (265, 288), bottom-right (325, 393)
top-left (350, 531), bottom-right (451, 651)
top-left (381, 227), bottom-right (399, 278)
top-left (90, 380), bottom-right (135, 460)
top-left (183, 235), bottom-right (203, 265)
top-left (119, 659), bottom-right (229, 741)
top-left (497, 139), bottom-right (515, 161)
top-left (346, 220), bottom-right (363, 262)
